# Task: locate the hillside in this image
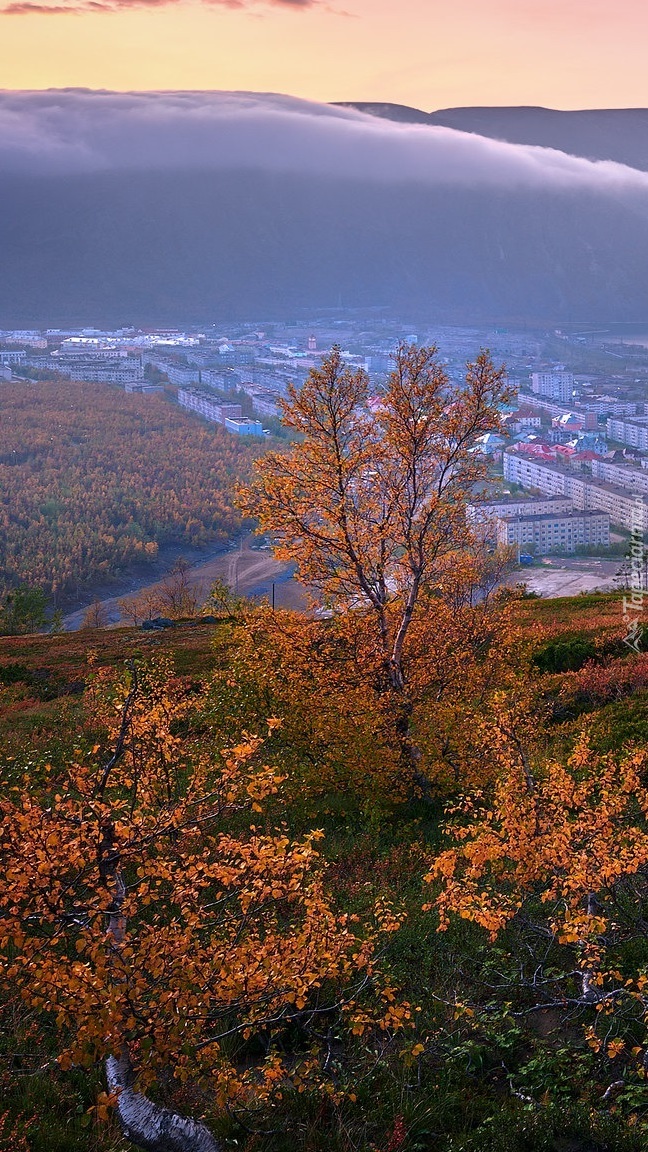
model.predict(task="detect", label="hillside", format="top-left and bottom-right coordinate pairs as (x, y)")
top-left (0, 380), bottom-right (260, 603)
top-left (3, 91), bottom-right (648, 326)
top-left (2, 591), bottom-right (648, 1151)
top-left (340, 104), bottom-right (648, 170)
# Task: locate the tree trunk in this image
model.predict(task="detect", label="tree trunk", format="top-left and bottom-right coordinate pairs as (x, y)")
top-left (106, 1049), bottom-right (221, 1152)
top-left (390, 688), bottom-right (431, 800)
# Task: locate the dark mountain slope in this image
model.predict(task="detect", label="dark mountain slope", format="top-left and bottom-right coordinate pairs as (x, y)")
top-left (338, 103), bottom-right (648, 171)
top-left (2, 168), bottom-right (648, 327)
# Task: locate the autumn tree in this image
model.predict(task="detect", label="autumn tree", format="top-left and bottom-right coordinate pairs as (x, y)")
top-left (119, 559), bottom-right (201, 625)
top-left (0, 659), bottom-right (407, 1152)
top-left (155, 557), bottom-right (201, 619)
top-left (81, 597), bottom-right (110, 630)
top-left (207, 587), bottom-right (526, 817)
top-left (429, 718), bottom-right (648, 1079)
top-left (240, 344), bottom-right (510, 777)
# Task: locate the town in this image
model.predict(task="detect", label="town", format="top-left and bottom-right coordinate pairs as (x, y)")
top-left (2, 317), bottom-right (647, 591)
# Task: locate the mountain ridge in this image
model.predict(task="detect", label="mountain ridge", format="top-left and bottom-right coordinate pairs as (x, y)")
top-left (335, 102), bottom-right (648, 170)
top-left (2, 91), bottom-right (648, 327)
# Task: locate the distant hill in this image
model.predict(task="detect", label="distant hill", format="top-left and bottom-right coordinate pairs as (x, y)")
top-left (3, 91), bottom-right (648, 327)
top-left (337, 103), bottom-right (648, 171)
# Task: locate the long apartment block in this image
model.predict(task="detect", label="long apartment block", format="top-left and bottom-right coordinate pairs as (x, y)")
top-left (606, 416), bottom-right (648, 451)
top-left (590, 458), bottom-right (648, 496)
top-left (467, 496), bottom-right (575, 527)
top-left (497, 510), bottom-right (610, 554)
top-left (503, 450), bottom-right (648, 533)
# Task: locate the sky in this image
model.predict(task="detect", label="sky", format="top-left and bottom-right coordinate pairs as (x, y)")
top-left (1, 0), bottom-right (648, 109)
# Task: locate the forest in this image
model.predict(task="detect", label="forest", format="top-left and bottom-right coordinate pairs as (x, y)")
top-left (1, 349), bottom-right (648, 1152)
top-left (0, 381), bottom-right (261, 603)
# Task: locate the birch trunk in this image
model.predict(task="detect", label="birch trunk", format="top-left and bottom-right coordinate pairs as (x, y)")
top-left (106, 1049), bottom-right (220, 1152)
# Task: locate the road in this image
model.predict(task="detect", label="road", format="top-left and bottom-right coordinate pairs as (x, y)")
top-left (62, 538), bottom-right (307, 630)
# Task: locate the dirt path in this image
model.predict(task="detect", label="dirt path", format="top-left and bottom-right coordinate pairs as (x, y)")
top-left (62, 539), bottom-right (307, 630)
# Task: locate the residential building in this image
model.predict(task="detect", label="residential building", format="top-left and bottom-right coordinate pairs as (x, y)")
top-left (66, 360), bottom-right (144, 384)
top-left (163, 363), bottom-right (201, 387)
top-left (177, 389), bottom-right (242, 424)
top-left (503, 449), bottom-right (648, 533)
top-left (552, 412), bottom-right (584, 433)
top-left (580, 397), bottom-right (637, 417)
top-left (590, 457), bottom-right (648, 496)
top-left (606, 416), bottom-right (648, 451)
top-left (530, 371), bottom-right (575, 402)
top-left (239, 383), bottom-right (282, 417)
top-left (467, 496), bottom-right (574, 528)
top-left (496, 510), bottom-right (610, 554)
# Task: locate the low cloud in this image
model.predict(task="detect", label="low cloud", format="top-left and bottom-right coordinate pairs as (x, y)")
top-left (1, 89), bottom-right (648, 201)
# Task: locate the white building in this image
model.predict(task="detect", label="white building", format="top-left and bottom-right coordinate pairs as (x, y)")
top-left (497, 510), bottom-right (610, 554)
top-left (177, 389), bottom-right (242, 425)
top-left (240, 383), bottom-right (282, 418)
top-left (606, 416), bottom-right (648, 451)
top-left (504, 450), bottom-right (648, 533)
top-left (64, 359), bottom-right (144, 384)
top-left (468, 496), bottom-right (574, 530)
top-left (163, 363), bottom-right (201, 387)
top-left (225, 416), bottom-right (264, 437)
top-left (530, 371), bottom-right (574, 403)
top-left (580, 397), bottom-right (637, 417)
top-left (590, 458), bottom-right (648, 496)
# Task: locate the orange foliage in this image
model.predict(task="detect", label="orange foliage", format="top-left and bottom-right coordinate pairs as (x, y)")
top-left (210, 588), bottom-right (526, 812)
top-left (0, 381), bottom-right (260, 599)
top-left (430, 723), bottom-right (648, 948)
top-left (0, 658), bottom-right (407, 1113)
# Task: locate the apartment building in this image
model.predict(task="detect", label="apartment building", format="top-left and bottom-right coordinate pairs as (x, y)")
top-left (530, 371), bottom-right (574, 402)
top-left (590, 458), bottom-right (648, 496)
top-left (163, 363), bottom-right (201, 387)
top-left (467, 496), bottom-right (574, 529)
top-left (497, 510), bottom-right (610, 554)
top-left (239, 383), bottom-right (282, 418)
top-left (606, 416), bottom-right (648, 451)
top-left (580, 398), bottom-right (637, 417)
top-left (177, 389), bottom-right (242, 424)
top-left (65, 359), bottom-right (144, 384)
top-left (504, 450), bottom-right (648, 533)
top-left (503, 451), bottom-right (569, 497)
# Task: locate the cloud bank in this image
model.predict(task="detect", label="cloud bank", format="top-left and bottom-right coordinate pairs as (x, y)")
top-left (1, 89), bottom-right (648, 200)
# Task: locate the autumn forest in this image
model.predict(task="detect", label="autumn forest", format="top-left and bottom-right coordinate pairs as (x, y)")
top-left (0, 381), bottom-right (259, 603)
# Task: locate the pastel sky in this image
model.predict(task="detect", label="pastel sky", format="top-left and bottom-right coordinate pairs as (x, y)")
top-left (1, 0), bottom-right (648, 109)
